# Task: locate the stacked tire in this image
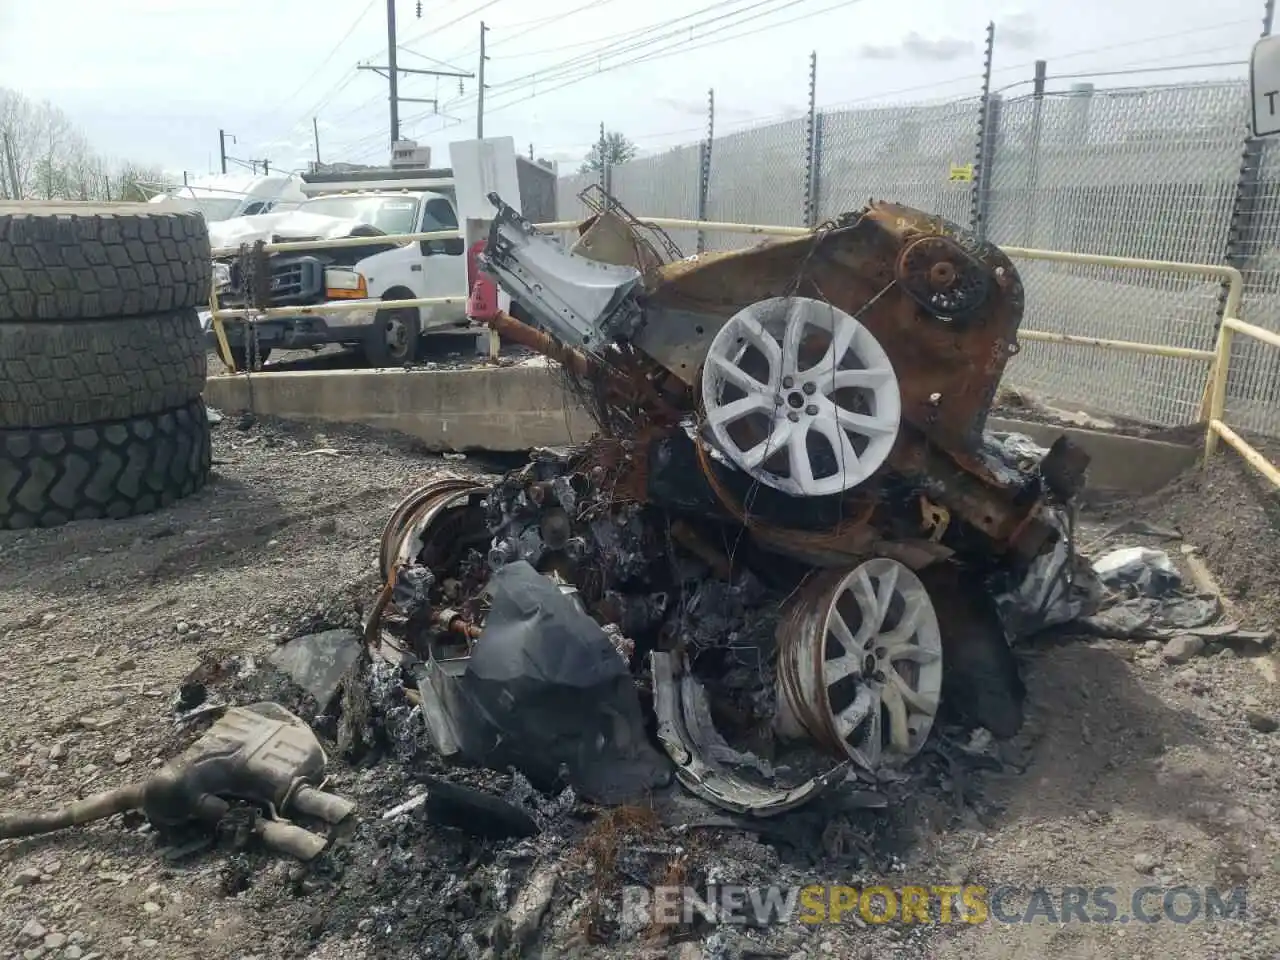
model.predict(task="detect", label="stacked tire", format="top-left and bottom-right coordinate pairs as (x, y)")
top-left (0, 202), bottom-right (214, 530)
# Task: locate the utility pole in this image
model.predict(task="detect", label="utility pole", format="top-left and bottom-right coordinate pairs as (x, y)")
top-left (313, 117), bottom-right (322, 165)
top-left (358, 8), bottom-right (474, 152)
top-left (386, 0), bottom-right (400, 143)
top-left (218, 129), bottom-right (235, 174)
top-left (477, 21), bottom-right (489, 138)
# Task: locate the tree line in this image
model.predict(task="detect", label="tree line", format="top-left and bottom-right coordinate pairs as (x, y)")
top-left (0, 88), bottom-right (162, 202)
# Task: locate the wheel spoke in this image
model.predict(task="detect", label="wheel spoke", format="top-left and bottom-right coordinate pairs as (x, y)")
top-left (880, 677), bottom-right (913, 753)
top-left (849, 566), bottom-right (877, 619)
top-left (707, 352), bottom-right (769, 395)
top-left (781, 300), bottom-right (809, 373)
top-left (788, 422), bottom-right (816, 490)
top-left (834, 405), bottom-right (896, 438)
top-left (827, 608), bottom-right (858, 653)
top-left (810, 309), bottom-right (858, 377)
top-left (826, 367), bottom-right (893, 392)
top-left (873, 563), bottom-right (900, 629)
top-left (739, 419), bottom-right (793, 470)
top-left (861, 702), bottom-right (883, 764)
top-left (823, 651), bottom-right (861, 679)
top-left (706, 393), bottom-right (771, 429)
top-left (812, 416), bottom-right (862, 481)
top-left (887, 643), bottom-right (941, 665)
top-left (835, 685), bottom-right (876, 738)
top-left (889, 668), bottom-right (937, 716)
top-left (735, 313), bottom-right (783, 375)
top-left (880, 602), bottom-right (924, 648)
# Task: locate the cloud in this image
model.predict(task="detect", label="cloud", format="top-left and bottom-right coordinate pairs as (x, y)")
top-left (1000, 12), bottom-right (1038, 50)
top-left (901, 32), bottom-right (975, 61)
top-left (858, 31), bottom-right (976, 63)
top-left (858, 44), bottom-right (899, 60)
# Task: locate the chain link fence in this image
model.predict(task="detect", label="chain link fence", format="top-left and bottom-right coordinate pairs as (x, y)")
top-left (988, 83), bottom-right (1244, 427)
top-left (552, 79), bottom-right (1280, 439)
top-left (703, 118), bottom-right (809, 251)
top-left (818, 99), bottom-right (979, 229)
top-left (610, 144), bottom-right (703, 254)
top-left (1223, 131), bottom-right (1280, 433)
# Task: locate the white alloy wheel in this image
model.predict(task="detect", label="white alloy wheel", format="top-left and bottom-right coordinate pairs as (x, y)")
top-left (777, 558), bottom-right (943, 769)
top-left (700, 297), bottom-right (900, 498)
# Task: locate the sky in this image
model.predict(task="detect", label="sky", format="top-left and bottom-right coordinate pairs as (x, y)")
top-left (0, 0), bottom-right (1268, 180)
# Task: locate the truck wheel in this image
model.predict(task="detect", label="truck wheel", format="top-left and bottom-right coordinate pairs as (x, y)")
top-left (0, 398), bottom-right (212, 531)
top-left (0, 309), bottom-right (207, 429)
top-left (365, 307), bottom-right (419, 367)
top-left (0, 204), bottom-right (212, 321)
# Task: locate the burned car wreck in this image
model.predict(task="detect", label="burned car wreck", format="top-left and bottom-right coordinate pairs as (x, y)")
top-left (366, 192), bottom-right (1101, 817)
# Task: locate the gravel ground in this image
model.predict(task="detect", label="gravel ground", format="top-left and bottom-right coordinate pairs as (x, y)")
top-left (1, 414), bottom-right (1278, 960)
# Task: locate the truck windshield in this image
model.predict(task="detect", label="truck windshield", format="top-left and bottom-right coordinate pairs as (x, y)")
top-left (299, 196), bottom-right (419, 235)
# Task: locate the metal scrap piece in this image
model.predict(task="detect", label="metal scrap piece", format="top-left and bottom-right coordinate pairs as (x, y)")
top-left (650, 651), bottom-right (849, 817)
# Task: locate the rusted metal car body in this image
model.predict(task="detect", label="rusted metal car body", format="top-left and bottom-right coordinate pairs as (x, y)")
top-left (364, 193), bottom-right (1094, 816)
top-left (480, 194), bottom-right (1082, 570)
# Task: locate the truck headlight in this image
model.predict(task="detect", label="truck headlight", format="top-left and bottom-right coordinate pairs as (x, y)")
top-left (212, 262), bottom-right (231, 291)
top-left (324, 268), bottom-right (368, 299)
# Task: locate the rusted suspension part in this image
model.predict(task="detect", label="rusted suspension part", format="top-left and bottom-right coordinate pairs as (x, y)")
top-left (367, 478), bottom-right (488, 647)
top-left (378, 478), bottom-right (486, 582)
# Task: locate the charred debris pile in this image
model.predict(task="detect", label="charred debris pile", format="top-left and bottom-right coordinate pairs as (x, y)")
top-left (362, 190), bottom-right (1105, 816)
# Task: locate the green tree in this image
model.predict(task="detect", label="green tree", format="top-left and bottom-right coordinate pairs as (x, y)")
top-left (579, 131), bottom-right (638, 174)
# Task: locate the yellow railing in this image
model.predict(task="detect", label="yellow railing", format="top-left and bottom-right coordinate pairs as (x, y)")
top-left (1204, 316), bottom-right (1280, 489)
top-left (206, 214), bottom-right (1279, 491)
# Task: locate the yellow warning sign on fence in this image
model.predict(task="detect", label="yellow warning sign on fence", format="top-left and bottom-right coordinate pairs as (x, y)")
top-left (949, 163), bottom-right (974, 182)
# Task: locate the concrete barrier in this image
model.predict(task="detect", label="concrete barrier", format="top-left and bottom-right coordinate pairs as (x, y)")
top-left (985, 417), bottom-right (1198, 495)
top-left (204, 366), bottom-right (1199, 493)
top-left (204, 364), bottom-right (597, 452)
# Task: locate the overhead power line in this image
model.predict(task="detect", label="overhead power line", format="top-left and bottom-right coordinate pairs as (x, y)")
top-left (397, 0), bottom-right (508, 49)
top-left (477, 0), bottom-right (868, 117)
top-left (259, 0), bottom-right (378, 144)
top-left (325, 14), bottom-right (1258, 164)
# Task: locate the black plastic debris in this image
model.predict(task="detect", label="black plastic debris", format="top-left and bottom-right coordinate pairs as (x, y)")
top-left (415, 775), bottom-right (539, 839)
top-left (267, 629), bottom-right (365, 711)
top-left (1093, 547), bottom-right (1181, 598)
top-left (440, 561), bottom-right (672, 804)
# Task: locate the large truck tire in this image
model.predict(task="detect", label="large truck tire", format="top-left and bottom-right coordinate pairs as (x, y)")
top-left (0, 309), bottom-right (207, 429)
top-left (0, 398), bottom-right (212, 530)
top-left (0, 203), bottom-right (212, 321)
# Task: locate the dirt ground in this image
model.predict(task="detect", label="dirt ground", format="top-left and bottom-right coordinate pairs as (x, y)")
top-left (1, 413), bottom-right (1278, 960)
